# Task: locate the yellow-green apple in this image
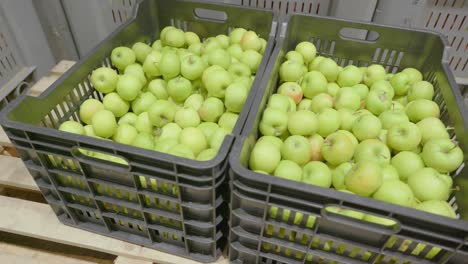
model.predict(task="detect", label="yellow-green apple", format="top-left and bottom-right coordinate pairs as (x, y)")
top-left (209, 127), bottom-right (229, 150)
top-left (203, 68), bottom-right (232, 98)
top-left (295, 41), bottom-right (316, 63)
top-left (285, 51), bottom-right (304, 64)
top-left (337, 65), bottom-right (362, 87)
top-left (159, 51), bottom-right (180, 80)
top-left (91, 110), bottom-right (117, 138)
top-left (257, 136), bottom-right (283, 150)
top-left (327, 82), bottom-right (340, 97)
top-left (180, 54), bottom-right (206, 80)
top-left (201, 37), bottom-right (221, 54)
top-left (298, 98), bottom-right (313, 111)
top-left (405, 99), bottom-right (440, 122)
top-left (373, 180), bottom-right (414, 206)
top-left (354, 139), bottom-right (391, 165)
top-left (274, 160), bottom-right (302, 181)
top-left (408, 168), bottom-right (451, 201)
top-left (310, 93), bottom-right (333, 113)
top-left (118, 112), bottom-right (137, 126)
top-left (240, 50), bottom-right (262, 73)
top-left (317, 108), bottom-right (340, 137)
top-left (154, 138), bottom-right (178, 153)
top-left (113, 124), bottom-right (138, 145)
top-left (390, 72), bottom-right (411, 96)
top-left (124, 64), bottom-right (146, 86)
top-left (179, 127), bottom-right (207, 156)
top-left (391, 151), bottom-right (424, 181)
top-left (84, 125), bottom-right (96, 137)
top-left (167, 76), bottom-right (193, 103)
top-left (174, 107), bottom-right (200, 128)
top-left (228, 62), bottom-right (251, 79)
top-left (287, 110), bottom-right (318, 136)
top-left (132, 92), bottom-right (157, 115)
top-left (59, 121), bottom-right (85, 135)
top-left (184, 94), bottom-right (204, 111)
top-left (322, 132), bottom-right (355, 165)
top-left (249, 140), bottom-right (281, 173)
top-left (147, 79), bottom-right (168, 99)
top-left (132, 132), bottom-right (154, 150)
top-left (345, 160), bottom-right (383, 196)
top-left (281, 135), bottom-right (311, 166)
top-left (352, 114), bottom-right (381, 141)
top-left (132, 42), bottom-right (152, 63)
top-left (318, 58), bottom-right (339, 82)
top-left (168, 144), bottom-right (195, 159)
top-left (229, 28), bottom-right (247, 44)
top-left (301, 71), bottom-right (327, 99)
top-left (198, 97), bottom-right (225, 122)
top-left (308, 56), bottom-right (325, 71)
top-left (302, 161), bottom-right (332, 188)
top-left (103, 92), bottom-right (129, 118)
top-left (80, 99), bottom-right (105, 125)
top-left (309, 134), bottom-right (324, 161)
top-left (91, 67), bottom-right (118, 93)
top-left (148, 100), bottom-right (176, 127)
top-left (197, 122), bottom-right (219, 139)
top-left (332, 162), bottom-right (353, 190)
top-left (197, 148), bottom-right (217, 161)
top-left (402, 68), bottom-right (423, 84)
top-left (366, 90), bottom-right (392, 115)
top-left (227, 44), bottom-right (243, 60)
top-left (208, 48), bottom-right (231, 69)
top-left (414, 200), bottom-right (456, 218)
top-left (278, 82), bottom-right (303, 104)
top-left (381, 164), bottom-right (399, 181)
top-left (218, 112), bottom-right (238, 132)
top-left (185, 31), bottom-right (200, 46)
top-left (135, 112), bottom-right (152, 133)
top-left (387, 122), bottom-right (421, 151)
top-left (422, 138), bottom-right (463, 173)
top-left (363, 64), bottom-right (386, 87)
top-left (159, 122), bottom-right (182, 141)
top-left (163, 28), bottom-right (185, 47)
top-left (334, 87), bottom-right (360, 111)
top-left (379, 109), bottom-right (409, 129)
top-left (111, 46), bottom-right (136, 71)
top-left (142, 50), bottom-right (162, 77)
top-left (225, 82), bottom-right (248, 113)
top-left (188, 43), bottom-right (202, 55)
top-left (268, 94), bottom-right (293, 112)
top-left (280, 60), bottom-right (306, 82)
top-left (240, 30), bottom-right (262, 51)
top-left (152, 39), bottom-right (162, 50)
top-left (408, 81), bottom-right (434, 101)
top-left (338, 109), bottom-right (357, 131)
top-left (417, 117), bottom-right (449, 144)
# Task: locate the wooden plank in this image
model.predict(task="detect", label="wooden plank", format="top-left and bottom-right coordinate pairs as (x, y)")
top-left (0, 156), bottom-right (38, 191)
top-left (0, 196), bottom-right (228, 264)
top-left (114, 256), bottom-right (153, 264)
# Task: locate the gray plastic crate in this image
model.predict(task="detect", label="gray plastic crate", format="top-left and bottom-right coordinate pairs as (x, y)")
top-left (0, 0), bottom-right (277, 262)
top-left (229, 14), bottom-right (468, 264)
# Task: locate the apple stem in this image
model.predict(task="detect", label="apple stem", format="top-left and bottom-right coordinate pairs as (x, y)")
top-left (452, 186), bottom-right (460, 192)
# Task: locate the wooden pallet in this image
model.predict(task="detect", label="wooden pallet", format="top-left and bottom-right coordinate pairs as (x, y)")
top-left (0, 61), bottom-right (229, 264)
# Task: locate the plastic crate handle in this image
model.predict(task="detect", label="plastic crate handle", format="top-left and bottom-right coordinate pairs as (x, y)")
top-left (193, 8), bottom-right (228, 22)
top-left (71, 146), bottom-right (131, 172)
top-left (322, 204), bottom-right (401, 233)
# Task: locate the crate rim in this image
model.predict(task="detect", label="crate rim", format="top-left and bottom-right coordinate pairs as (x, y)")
top-left (0, 0), bottom-right (280, 171)
top-left (229, 12), bottom-right (468, 235)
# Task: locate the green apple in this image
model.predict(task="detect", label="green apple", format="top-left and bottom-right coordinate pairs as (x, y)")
top-left (385, 73), bottom-right (394, 81)
top-left (131, 92), bottom-right (157, 115)
top-left (227, 44), bottom-right (243, 60)
top-left (218, 112), bottom-right (238, 132)
top-left (197, 148), bottom-right (217, 161)
top-left (135, 112), bottom-right (152, 133)
top-left (147, 79), bottom-right (168, 99)
top-left (381, 164), bottom-right (399, 181)
top-left (131, 132), bottom-right (154, 150)
top-left (111, 46), bottom-right (136, 71)
top-left (408, 81), bottom-right (434, 101)
top-left (354, 139), bottom-right (391, 165)
top-left (116, 74), bottom-right (143, 101)
top-left (351, 84), bottom-right (369, 99)
top-left (207, 48), bottom-right (231, 69)
top-left (203, 68), bottom-right (232, 98)
top-left (84, 125), bottom-right (96, 137)
top-left (379, 109), bottom-right (409, 129)
top-left (229, 28), bottom-right (247, 44)
top-left (408, 167), bottom-right (451, 201)
top-left (322, 132), bottom-right (355, 166)
top-left (174, 107), bottom-right (200, 128)
top-left (260, 38), bottom-right (267, 54)
top-left (118, 112), bottom-right (137, 126)
top-left (371, 80), bottom-right (395, 98)
top-left (278, 82), bottom-right (303, 104)
top-left (285, 51), bottom-right (304, 64)
top-left (414, 200), bottom-right (456, 218)
top-left (387, 122), bottom-right (421, 151)
top-left (132, 42), bottom-right (152, 63)
top-left (240, 50), bottom-right (262, 73)
top-left (152, 39), bottom-right (162, 50)
top-left (327, 83), bottom-right (340, 97)
top-left (345, 160), bottom-right (383, 196)
top-left (295, 41), bottom-right (316, 63)
top-left (197, 122), bottom-right (219, 139)
top-left (163, 28), bottom-right (185, 48)
top-left (391, 151), bottom-right (424, 181)
top-left (201, 37), bottom-right (221, 54)
top-left (297, 98), bottom-right (312, 111)
top-left (363, 64), bottom-right (386, 87)
top-left (91, 110), bottom-right (117, 138)
top-left (159, 51), bottom-right (180, 80)
top-left (59, 121), bottom-right (85, 135)
top-left (198, 97), bottom-right (225, 122)
top-left (281, 135), bottom-right (311, 166)
top-left (168, 144), bottom-right (195, 159)
top-left (301, 71), bottom-right (327, 99)
top-left (180, 54), bottom-right (206, 80)
top-left (405, 99), bottom-right (440, 122)
top-left (402, 68), bottom-right (423, 84)
top-left (209, 127), bottom-right (229, 150)
top-left (318, 58), bottom-right (339, 82)
top-left (268, 94), bottom-right (292, 112)
top-left (148, 100), bottom-right (176, 127)
top-left (310, 93), bottom-right (333, 113)
top-left (124, 63), bottom-right (147, 86)
top-left (249, 140), bottom-right (281, 173)
top-left (159, 122), bottom-right (182, 141)
top-left (224, 83), bottom-right (248, 113)
top-left (102, 92), bottom-right (129, 118)
top-left (167, 76), bottom-right (193, 102)
top-left (302, 161), bottom-right (332, 188)
top-left (334, 87), bottom-right (360, 111)
top-left (309, 134), bottom-right (324, 161)
top-left (308, 56), bottom-right (325, 71)
top-left (394, 95), bottom-right (408, 106)
top-left (279, 60), bottom-right (305, 82)
top-left (91, 67), bottom-right (118, 93)
top-left (390, 72), bottom-right (411, 96)
top-left (422, 138), bottom-right (463, 173)
top-left (240, 30), bottom-right (261, 51)
top-left (178, 127), bottom-right (207, 156)
top-left (183, 94), bottom-right (204, 111)
top-left (228, 62), bottom-right (251, 79)
top-left (417, 117), bottom-right (449, 144)
top-left (373, 180), bottom-right (414, 207)
top-left (287, 110), bottom-right (318, 136)
top-left (337, 109), bottom-right (356, 131)
top-left (113, 124), bottom-right (138, 145)
top-left (332, 162), bottom-right (353, 190)
top-left (366, 90), bottom-right (392, 115)
top-left (184, 31), bottom-right (200, 46)
top-left (317, 108), bottom-right (340, 137)
top-left (154, 138), bottom-right (178, 153)
top-left (257, 136), bottom-right (283, 150)
top-left (352, 114), bottom-right (381, 141)
top-left (391, 101), bottom-right (405, 111)
top-left (274, 160), bottom-right (302, 181)
top-left (80, 99), bottom-right (105, 125)
top-left (188, 43), bottom-right (202, 55)
top-left (337, 65), bottom-right (362, 87)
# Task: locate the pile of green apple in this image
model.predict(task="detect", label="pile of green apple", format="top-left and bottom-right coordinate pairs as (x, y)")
top-left (58, 26), bottom-right (267, 161)
top-left (249, 41), bottom-right (463, 219)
